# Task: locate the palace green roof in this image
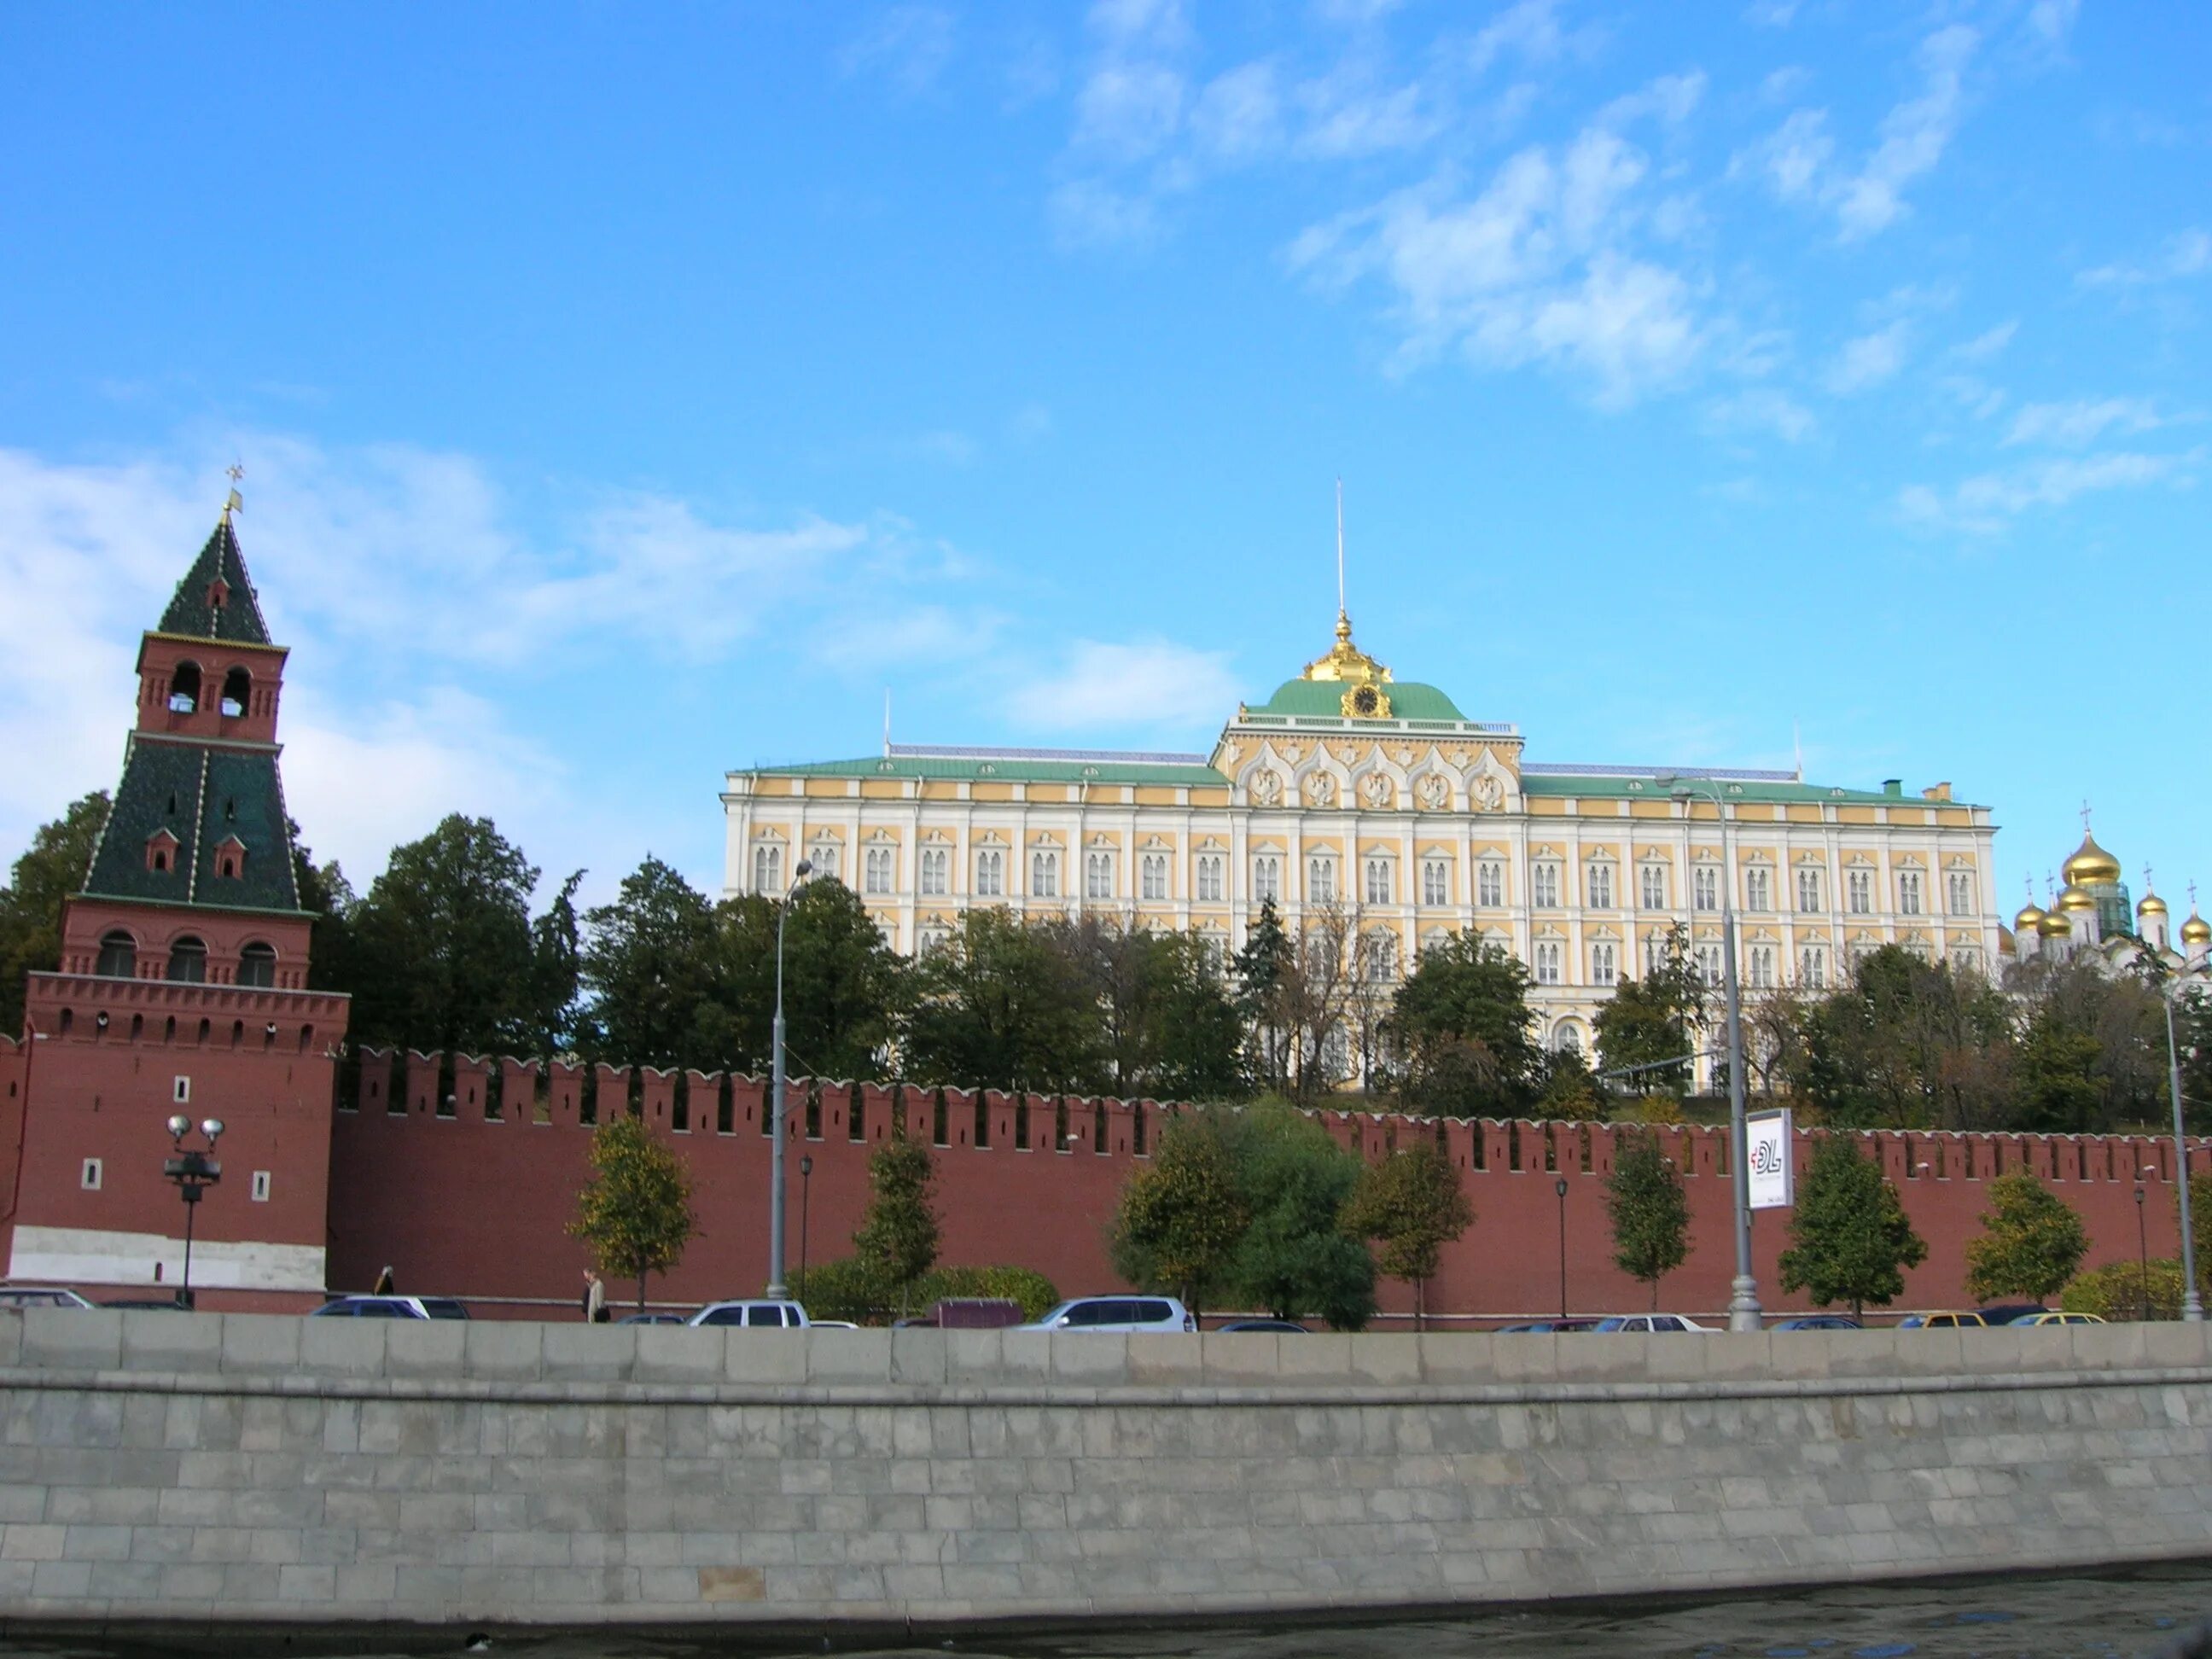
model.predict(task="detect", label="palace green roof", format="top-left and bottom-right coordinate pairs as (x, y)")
top-left (159, 516), bottom-right (274, 645)
top-left (1247, 678), bottom-right (1469, 721)
top-left (1517, 768), bottom-right (1978, 807)
top-left (749, 750), bottom-right (1226, 787)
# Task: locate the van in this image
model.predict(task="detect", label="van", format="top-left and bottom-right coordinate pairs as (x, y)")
top-left (688, 1299), bottom-right (811, 1329)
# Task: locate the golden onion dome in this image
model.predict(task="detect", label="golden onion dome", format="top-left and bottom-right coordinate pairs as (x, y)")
top-left (2062, 831), bottom-right (2122, 888)
top-left (2053, 882), bottom-right (2097, 913)
top-left (2185, 911), bottom-right (2212, 947)
top-left (2139, 890), bottom-right (2169, 917)
top-left (2014, 899), bottom-right (2047, 932)
top-left (2039, 909), bottom-right (2076, 938)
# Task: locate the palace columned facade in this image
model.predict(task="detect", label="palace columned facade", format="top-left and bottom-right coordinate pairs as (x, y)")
top-left (723, 612), bottom-right (2005, 1065)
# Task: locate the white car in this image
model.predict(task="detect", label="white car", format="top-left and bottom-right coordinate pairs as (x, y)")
top-left (1592, 1313), bottom-right (1714, 1333)
top-left (1018, 1296), bottom-right (1196, 1333)
top-left (0, 1285), bottom-right (96, 1310)
top-left (687, 1299), bottom-right (811, 1329)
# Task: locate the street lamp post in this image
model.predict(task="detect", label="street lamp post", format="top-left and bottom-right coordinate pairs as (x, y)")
top-left (1553, 1175), bottom-right (1569, 1319)
top-left (2135, 1184), bottom-right (2150, 1322)
top-left (161, 1115), bottom-right (224, 1310)
top-left (798, 1154), bottom-right (814, 1306)
top-left (2160, 983), bottom-right (2203, 1321)
top-left (1667, 780), bottom-right (1761, 1331)
top-left (766, 859), bottom-right (812, 1300)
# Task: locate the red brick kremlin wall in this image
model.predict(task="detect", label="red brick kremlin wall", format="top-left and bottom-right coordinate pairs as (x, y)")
top-left (327, 1047), bottom-right (2207, 1322)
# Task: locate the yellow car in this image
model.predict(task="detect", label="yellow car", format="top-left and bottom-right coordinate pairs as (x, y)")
top-left (2010, 1311), bottom-right (2105, 1326)
top-left (1901, 1312), bottom-right (1987, 1328)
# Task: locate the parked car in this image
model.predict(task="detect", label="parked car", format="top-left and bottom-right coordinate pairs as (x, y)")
top-left (931, 1298), bottom-right (1024, 1330)
top-left (1019, 1296), bottom-right (1196, 1333)
top-left (1496, 1318), bottom-right (1601, 1333)
top-left (687, 1299), bottom-right (811, 1329)
top-left (2011, 1311), bottom-right (2104, 1325)
top-left (311, 1295), bottom-right (471, 1319)
top-left (1592, 1313), bottom-right (1714, 1333)
top-left (103, 1296), bottom-right (192, 1311)
top-left (1976, 1303), bottom-right (2047, 1326)
top-left (1899, 1312), bottom-right (1987, 1328)
top-left (1770, 1315), bottom-right (1863, 1330)
top-left (1214, 1318), bottom-right (1307, 1334)
top-left (615, 1313), bottom-right (688, 1325)
top-left (0, 1285), bottom-right (96, 1310)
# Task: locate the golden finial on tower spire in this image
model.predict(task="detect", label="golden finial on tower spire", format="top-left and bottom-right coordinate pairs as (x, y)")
top-left (220, 461), bottom-right (244, 524)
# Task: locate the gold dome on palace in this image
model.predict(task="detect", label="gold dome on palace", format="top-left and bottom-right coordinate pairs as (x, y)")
top-left (2185, 911), bottom-right (2212, 946)
top-left (2014, 900), bottom-right (2046, 932)
top-left (2039, 909), bottom-right (2075, 938)
top-left (2062, 832), bottom-right (2122, 888)
top-left (2053, 882), bottom-right (2097, 913)
top-left (2139, 891), bottom-right (2169, 917)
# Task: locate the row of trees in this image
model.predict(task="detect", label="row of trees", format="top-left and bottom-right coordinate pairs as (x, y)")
top-left (3, 800), bottom-right (2205, 1138)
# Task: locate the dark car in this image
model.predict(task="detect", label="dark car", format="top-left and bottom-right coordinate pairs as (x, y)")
top-left (1215, 1318), bottom-right (1307, 1334)
top-left (104, 1296), bottom-right (193, 1311)
top-left (1771, 1314), bottom-right (1862, 1330)
top-left (615, 1313), bottom-right (688, 1325)
top-left (1976, 1303), bottom-right (2047, 1327)
top-left (311, 1295), bottom-right (470, 1319)
top-left (1496, 1318), bottom-right (1601, 1333)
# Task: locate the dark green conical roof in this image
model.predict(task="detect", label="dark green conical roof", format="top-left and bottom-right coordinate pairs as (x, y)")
top-left (157, 515), bottom-right (272, 645)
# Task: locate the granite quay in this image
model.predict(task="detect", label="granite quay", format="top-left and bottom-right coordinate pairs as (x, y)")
top-left (0, 1310), bottom-right (2208, 1633)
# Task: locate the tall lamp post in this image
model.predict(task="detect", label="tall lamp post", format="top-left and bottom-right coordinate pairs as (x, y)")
top-left (2160, 981), bottom-right (2203, 1321)
top-left (161, 1115), bottom-right (224, 1310)
top-left (1665, 779), bottom-right (1761, 1331)
top-left (1553, 1175), bottom-right (1569, 1319)
top-left (2135, 1184), bottom-right (2150, 1322)
top-left (766, 858), bottom-right (812, 1300)
top-left (798, 1154), bottom-right (814, 1306)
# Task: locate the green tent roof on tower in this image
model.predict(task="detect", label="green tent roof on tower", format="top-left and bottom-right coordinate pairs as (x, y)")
top-left (157, 513), bottom-right (273, 646)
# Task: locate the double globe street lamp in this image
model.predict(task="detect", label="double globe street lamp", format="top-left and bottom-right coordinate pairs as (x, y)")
top-left (162, 1115), bottom-right (224, 1309)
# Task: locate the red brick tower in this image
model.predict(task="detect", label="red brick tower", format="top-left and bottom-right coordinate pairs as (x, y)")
top-left (4, 497), bottom-right (350, 1306)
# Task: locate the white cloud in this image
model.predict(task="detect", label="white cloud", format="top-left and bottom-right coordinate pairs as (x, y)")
top-left (1074, 60), bottom-right (1187, 160)
top-left (2003, 399), bottom-right (2164, 448)
top-left (1466, 0), bottom-right (1594, 76)
top-left (1825, 322), bottom-right (1909, 394)
top-left (1744, 0), bottom-right (1800, 26)
top-left (1951, 321), bottom-right (2017, 362)
top-left (1597, 71), bottom-right (1707, 131)
top-left (1016, 638), bottom-right (1243, 731)
top-left (1732, 108), bottom-right (1832, 201)
top-left (1191, 61), bottom-right (1283, 161)
top-left (1897, 449), bottom-right (2198, 535)
top-left (838, 7), bottom-right (957, 95)
top-left (2078, 229), bottom-right (2211, 288)
top-left (1708, 388), bottom-right (1816, 443)
top-left (1049, 178), bottom-right (1161, 248)
top-left (1296, 73), bottom-right (1438, 159)
top-left (1759, 66), bottom-right (1810, 104)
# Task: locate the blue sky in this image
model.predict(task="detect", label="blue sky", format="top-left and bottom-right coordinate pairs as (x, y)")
top-left (2, 0), bottom-right (2205, 921)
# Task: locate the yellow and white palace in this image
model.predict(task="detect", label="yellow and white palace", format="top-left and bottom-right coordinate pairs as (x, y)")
top-left (722, 611), bottom-right (2004, 1056)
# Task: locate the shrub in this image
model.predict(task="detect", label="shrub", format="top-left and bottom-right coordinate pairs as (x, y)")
top-left (792, 1257), bottom-right (1059, 1324)
top-left (910, 1264), bottom-right (1060, 1321)
top-left (2062, 1257), bottom-right (2182, 1321)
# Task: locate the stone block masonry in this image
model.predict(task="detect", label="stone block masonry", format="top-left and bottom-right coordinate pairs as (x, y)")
top-left (1, 1310), bottom-right (2209, 1630)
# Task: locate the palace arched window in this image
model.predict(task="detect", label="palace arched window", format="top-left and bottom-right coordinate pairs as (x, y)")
top-left (1031, 851), bottom-right (1059, 898)
top-left (1898, 871), bottom-right (1923, 916)
top-left (1307, 856), bottom-right (1336, 904)
top-left (166, 936), bottom-right (207, 984)
top-left (1085, 853), bottom-right (1113, 901)
top-left (1140, 854), bottom-right (1168, 902)
top-left (807, 842), bottom-right (839, 881)
top-left (976, 848), bottom-right (1006, 897)
top-left (1799, 946), bottom-right (1827, 989)
top-left (1592, 942), bottom-right (1617, 986)
top-left (1639, 864), bottom-right (1667, 909)
top-left (1196, 854), bottom-right (1225, 902)
top-left (220, 667), bottom-right (251, 718)
top-left (1797, 868), bottom-right (1823, 912)
top-left (1477, 862), bottom-right (1503, 907)
top-left (237, 942), bottom-right (277, 988)
top-left (1947, 871), bottom-right (1974, 916)
top-left (1847, 870), bottom-right (1871, 914)
top-left (864, 847), bottom-right (894, 895)
top-left (753, 845), bottom-right (783, 893)
top-left (167, 661), bottom-right (201, 714)
top-left (1693, 867), bottom-right (1719, 911)
top-left (1364, 857), bottom-right (1393, 905)
top-left (1745, 868), bottom-right (1772, 911)
top-left (1531, 863), bottom-right (1560, 908)
top-left (1251, 855), bottom-right (1281, 903)
top-left (1534, 941), bottom-right (1563, 984)
top-left (1422, 859), bottom-right (1448, 906)
top-left (96, 930), bottom-right (137, 978)
top-left (1585, 863), bottom-right (1613, 909)
top-left (919, 848), bottom-right (949, 896)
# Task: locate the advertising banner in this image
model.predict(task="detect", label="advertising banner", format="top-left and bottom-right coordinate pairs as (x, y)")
top-left (1746, 1109), bottom-right (1794, 1210)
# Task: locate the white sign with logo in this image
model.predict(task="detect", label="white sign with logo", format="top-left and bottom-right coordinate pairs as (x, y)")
top-left (1746, 1109), bottom-right (1794, 1210)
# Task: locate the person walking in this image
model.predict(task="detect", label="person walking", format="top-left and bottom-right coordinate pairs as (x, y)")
top-left (582, 1268), bottom-right (607, 1324)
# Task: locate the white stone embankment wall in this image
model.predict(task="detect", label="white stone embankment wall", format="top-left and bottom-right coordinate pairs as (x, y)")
top-left (1, 1311), bottom-right (2209, 1631)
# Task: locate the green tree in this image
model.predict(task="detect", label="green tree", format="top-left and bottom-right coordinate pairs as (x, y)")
top-left (903, 908), bottom-right (1105, 1094)
top-left (583, 857), bottom-right (718, 1067)
top-left (568, 1113), bottom-right (698, 1312)
top-left (1593, 925), bottom-right (1707, 1095)
top-left (1797, 946), bottom-right (2013, 1131)
top-left (1963, 1171), bottom-right (2090, 1303)
top-left (1341, 1138), bottom-right (1472, 1329)
top-left (1234, 899), bottom-right (1296, 1096)
top-left (1385, 934), bottom-right (1539, 1115)
top-left (852, 1131), bottom-right (940, 1317)
top-left (1777, 1136), bottom-right (1929, 1318)
top-left (1534, 1048), bottom-right (1605, 1121)
top-left (289, 821), bottom-right (363, 996)
top-left (346, 815), bottom-right (548, 1055)
top-left (0, 791), bottom-right (109, 1035)
top-left (2063, 1257), bottom-right (2185, 1322)
top-left (1605, 1130), bottom-right (1692, 1308)
top-left (1132, 931), bottom-right (1249, 1101)
top-left (1220, 1103), bottom-right (1376, 1330)
top-left (692, 880), bottom-right (909, 1080)
top-left (2012, 1014), bottom-right (2104, 1135)
top-left (1109, 1112), bottom-right (1249, 1318)
top-left (528, 869), bottom-right (585, 1057)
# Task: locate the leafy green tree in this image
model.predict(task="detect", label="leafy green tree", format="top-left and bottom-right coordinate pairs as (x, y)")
top-left (2063, 1257), bottom-right (2185, 1321)
top-left (1534, 1048), bottom-right (1605, 1121)
top-left (2012, 1015), bottom-right (2104, 1135)
top-left (1799, 946), bottom-right (2012, 1130)
top-left (1593, 925), bottom-right (1706, 1095)
top-left (346, 815), bottom-right (550, 1055)
top-left (1109, 1112), bottom-right (1249, 1318)
top-left (583, 857), bottom-right (718, 1067)
top-left (568, 1113), bottom-right (698, 1312)
top-left (288, 820), bottom-right (364, 996)
top-left (852, 1131), bottom-right (940, 1317)
top-left (528, 869), bottom-right (585, 1057)
top-left (694, 879), bottom-right (909, 1080)
top-left (903, 908), bottom-right (1105, 1094)
top-left (1777, 1136), bottom-right (1928, 1319)
top-left (1234, 899), bottom-right (1296, 1096)
top-left (1964, 1171), bottom-right (2089, 1303)
top-left (1386, 934), bottom-right (1539, 1115)
top-left (1132, 931), bottom-right (1248, 1101)
top-left (0, 791), bottom-right (108, 1035)
top-left (1220, 1103), bottom-right (1376, 1330)
top-left (1605, 1130), bottom-right (1692, 1308)
top-left (1342, 1138), bottom-right (1472, 1329)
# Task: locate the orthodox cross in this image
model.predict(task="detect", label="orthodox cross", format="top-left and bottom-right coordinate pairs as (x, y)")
top-left (221, 461), bottom-right (244, 521)
top-left (2081, 800), bottom-right (2093, 833)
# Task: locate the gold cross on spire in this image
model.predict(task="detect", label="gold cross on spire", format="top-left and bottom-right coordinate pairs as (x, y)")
top-left (2081, 799), bottom-right (2093, 833)
top-left (221, 461), bottom-right (244, 523)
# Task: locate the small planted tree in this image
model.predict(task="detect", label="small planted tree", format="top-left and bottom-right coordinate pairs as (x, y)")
top-left (1109, 1114), bottom-right (1249, 1320)
top-left (1605, 1130), bottom-right (1691, 1309)
top-left (1964, 1171), bottom-right (2090, 1304)
top-left (568, 1113), bottom-right (698, 1313)
top-left (853, 1130), bottom-right (940, 1318)
top-left (1341, 1139), bottom-right (1471, 1330)
top-left (1778, 1136), bottom-right (1928, 1320)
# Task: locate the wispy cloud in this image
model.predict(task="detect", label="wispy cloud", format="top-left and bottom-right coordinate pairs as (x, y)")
top-left (1897, 448), bottom-right (2198, 535)
top-left (2003, 398), bottom-right (2166, 449)
top-left (1015, 638), bottom-right (1243, 732)
top-left (1708, 388), bottom-right (1816, 443)
top-left (2078, 229), bottom-right (2211, 288)
top-left (1825, 322), bottom-right (1909, 394)
top-left (838, 6), bottom-right (957, 96)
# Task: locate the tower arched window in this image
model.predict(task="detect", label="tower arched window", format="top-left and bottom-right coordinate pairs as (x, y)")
top-left (166, 936), bottom-right (207, 984)
top-left (220, 667), bottom-right (252, 718)
top-left (96, 930), bottom-right (137, 978)
top-left (237, 942), bottom-right (277, 988)
top-left (167, 661), bottom-right (201, 713)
